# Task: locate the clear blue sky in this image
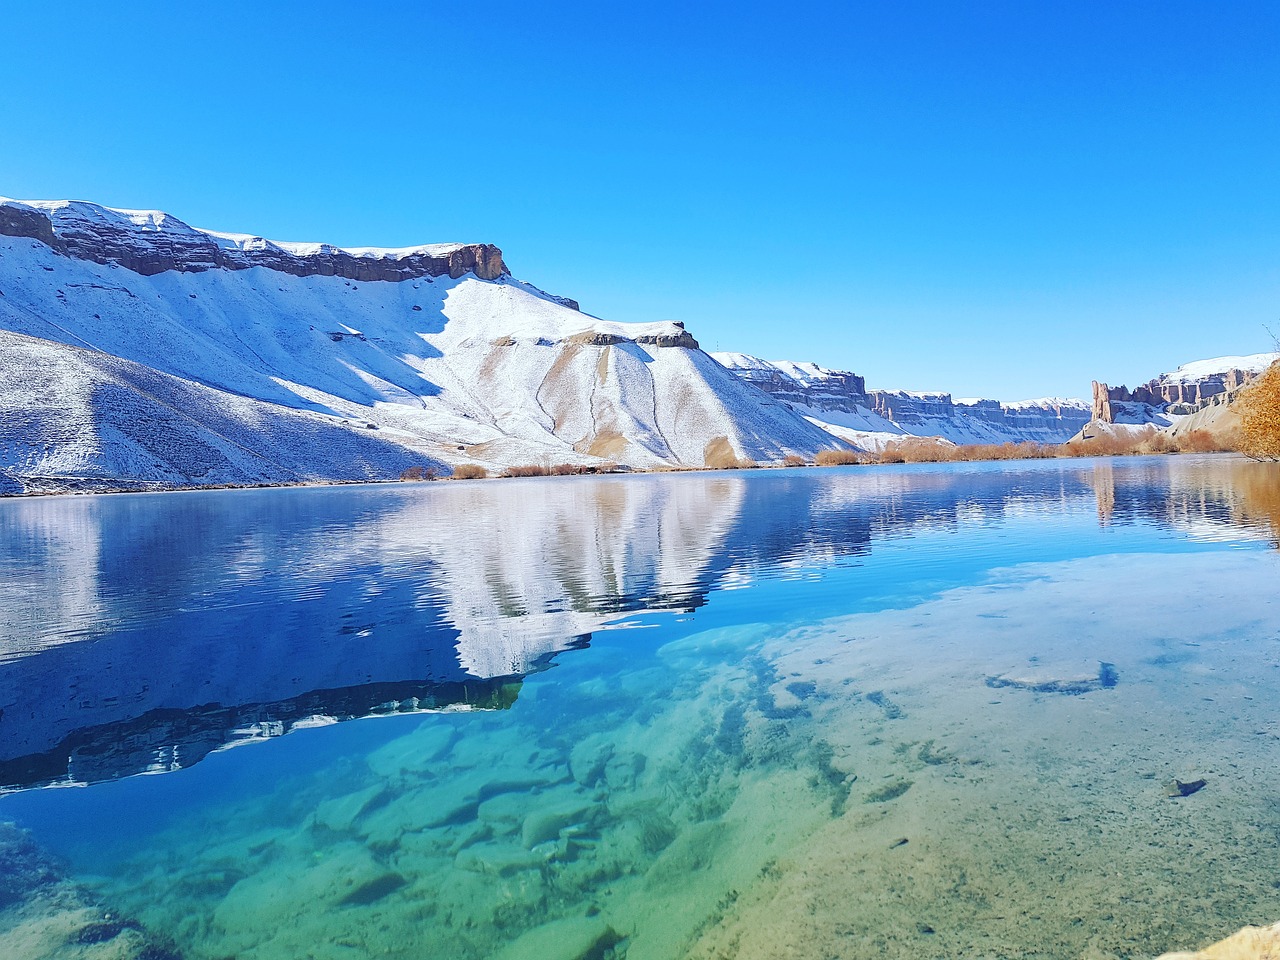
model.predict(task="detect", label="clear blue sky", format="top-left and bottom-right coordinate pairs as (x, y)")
top-left (2, 1), bottom-right (1277, 400)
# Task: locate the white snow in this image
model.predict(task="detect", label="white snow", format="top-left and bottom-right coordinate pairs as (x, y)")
top-left (0, 213), bottom-right (842, 490)
top-left (1160, 353), bottom-right (1278, 384)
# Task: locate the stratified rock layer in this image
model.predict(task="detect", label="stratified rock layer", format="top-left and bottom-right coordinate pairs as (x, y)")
top-left (0, 198), bottom-right (508, 282)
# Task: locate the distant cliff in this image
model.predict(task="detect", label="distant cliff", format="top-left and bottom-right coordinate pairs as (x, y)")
top-left (1086, 354), bottom-right (1278, 434)
top-left (712, 353), bottom-right (1090, 446)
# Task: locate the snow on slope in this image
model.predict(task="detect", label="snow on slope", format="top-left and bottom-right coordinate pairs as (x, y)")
top-left (0, 329), bottom-right (442, 493)
top-left (1162, 353), bottom-right (1278, 384)
top-left (0, 199), bottom-right (843, 488)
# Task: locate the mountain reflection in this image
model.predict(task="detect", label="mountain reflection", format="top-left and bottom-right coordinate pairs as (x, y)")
top-left (0, 458), bottom-right (1272, 792)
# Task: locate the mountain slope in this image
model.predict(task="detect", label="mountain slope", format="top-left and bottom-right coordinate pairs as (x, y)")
top-left (0, 329), bottom-right (442, 493)
top-left (0, 198), bottom-right (843, 489)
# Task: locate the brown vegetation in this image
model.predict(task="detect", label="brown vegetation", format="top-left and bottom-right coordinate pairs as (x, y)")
top-left (1237, 360), bottom-right (1280, 460)
top-left (1062, 426), bottom-right (1236, 458)
top-left (500, 462), bottom-right (624, 478)
top-left (875, 438), bottom-right (1055, 463)
top-left (451, 463), bottom-right (488, 480)
top-left (782, 454), bottom-right (809, 467)
top-left (398, 466), bottom-right (435, 481)
top-left (815, 449), bottom-right (868, 466)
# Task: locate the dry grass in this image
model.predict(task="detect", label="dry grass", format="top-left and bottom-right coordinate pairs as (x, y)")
top-left (815, 449), bottom-right (867, 466)
top-left (782, 454), bottom-right (809, 467)
top-left (451, 463), bottom-right (488, 480)
top-left (1237, 360), bottom-right (1280, 460)
top-left (399, 466), bottom-right (437, 481)
top-left (502, 464), bottom-right (551, 478)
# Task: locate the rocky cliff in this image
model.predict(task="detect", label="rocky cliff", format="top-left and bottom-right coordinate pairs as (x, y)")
top-left (1090, 354), bottom-right (1277, 425)
top-left (0, 197), bottom-right (512, 284)
top-left (1081, 354), bottom-right (1277, 443)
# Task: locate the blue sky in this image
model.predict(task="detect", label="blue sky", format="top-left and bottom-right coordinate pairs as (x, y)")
top-left (2, 1), bottom-right (1277, 400)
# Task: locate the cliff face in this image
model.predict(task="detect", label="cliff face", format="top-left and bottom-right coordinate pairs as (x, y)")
top-left (0, 198), bottom-right (509, 283)
top-left (1090, 355), bottom-right (1277, 425)
top-left (714, 355), bottom-right (869, 411)
top-left (712, 354), bottom-right (1091, 446)
top-left (868, 390), bottom-right (953, 423)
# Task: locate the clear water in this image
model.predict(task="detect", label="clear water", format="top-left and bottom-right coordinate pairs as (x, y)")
top-left (2, 457), bottom-right (1279, 959)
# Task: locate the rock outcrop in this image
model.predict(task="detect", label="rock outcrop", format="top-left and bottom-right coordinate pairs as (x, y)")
top-left (714, 354), bottom-right (868, 410)
top-left (0, 197), bottom-right (509, 283)
top-left (1092, 380), bottom-right (1114, 423)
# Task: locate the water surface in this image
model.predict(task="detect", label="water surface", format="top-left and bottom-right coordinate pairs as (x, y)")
top-left (1, 457), bottom-right (1279, 959)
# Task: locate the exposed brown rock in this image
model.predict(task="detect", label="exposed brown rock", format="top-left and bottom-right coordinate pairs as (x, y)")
top-left (565, 329), bottom-right (700, 349)
top-left (1092, 380), bottom-right (1115, 423)
top-left (637, 329), bottom-right (700, 349)
top-left (0, 204), bottom-right (61, 249)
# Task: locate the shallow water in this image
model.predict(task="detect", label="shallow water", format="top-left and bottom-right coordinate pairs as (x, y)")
top-left (1, 457), bottom-right (1279, 959)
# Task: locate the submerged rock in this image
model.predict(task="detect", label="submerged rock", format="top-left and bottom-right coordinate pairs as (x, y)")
top-left (491, 916), bottom-right (620, 960)
top-left (986, 660), bottom-right (1119, 695)
top-left (1165, 777), bottom-right (1207, 798)
top-left (1156, 920), bottom-right (1280, 959)
top-left (0, 823), bottom-right (182, 959)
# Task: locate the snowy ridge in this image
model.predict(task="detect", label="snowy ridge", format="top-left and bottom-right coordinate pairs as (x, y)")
top-left (6, 198), bottom-right (477, 265)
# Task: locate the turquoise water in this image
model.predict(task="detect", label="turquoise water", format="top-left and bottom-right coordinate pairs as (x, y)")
top-left (1, 457), bottom-right (1279, 959)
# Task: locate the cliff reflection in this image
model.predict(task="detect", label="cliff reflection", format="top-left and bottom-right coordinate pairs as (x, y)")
top-left (0, 458), bottom-right (1272, 792)
top-left (1090, 455), bottom-right (1280, 543)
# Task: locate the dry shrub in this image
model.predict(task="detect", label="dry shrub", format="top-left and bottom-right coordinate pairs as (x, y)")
top-left (782, 454), bottom-right (808, 467)
top-left (1138, 430), bottom-right (1176, 455)
top-left (1060, 427), bottom-right (1156, 458)
top-left (881, 437), bottom-right (957, 463)
top-left (451, 463), bottom-right (488, 480)
top-left (1174, 429), bottom-right (1229, 453)
top-left (952, 441), bottom-right (1054, 461)
top-left (815, 449), bottom-right (865, 466)
top-left (1237, 360), bottom-right (1280, 460)
top-left (502, 464), bottom-right (551, 478)
top-left (399, 466), bottom-right (427, 481)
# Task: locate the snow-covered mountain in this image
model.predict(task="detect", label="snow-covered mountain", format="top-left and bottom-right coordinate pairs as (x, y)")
top-left (712, 353), bottom-right (1090, 448)
top-left (0, 198), bottom-right (842, 491)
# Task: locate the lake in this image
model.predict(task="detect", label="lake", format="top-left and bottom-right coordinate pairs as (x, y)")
top-left (1, 457), bottom-right (1279, 960)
